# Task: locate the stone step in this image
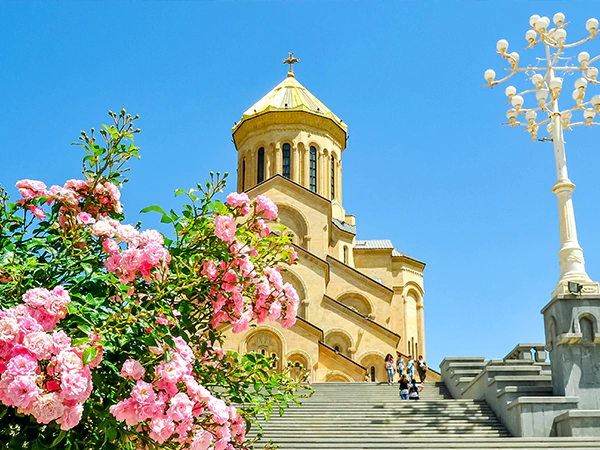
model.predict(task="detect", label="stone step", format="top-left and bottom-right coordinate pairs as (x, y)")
top-left (253, 437), bottom-right (600, 449)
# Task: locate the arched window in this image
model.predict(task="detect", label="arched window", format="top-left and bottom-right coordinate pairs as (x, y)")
top-left (343, 246), bottom-right (348, 264)
top-left (330, 155), bottom-right (335, 199)
top-left (370, 366), bottom-right (376, 382)
top-left (282, 143), bottom-right (291, 179)
top-left (581, 317), bottom-right (595, 342)
top-left (334, 345), bottom-right (340, 353)
top-left (271, 353), bottom-right (277, 369)
top-left (309, 146), bottom-right (317, 192)
top-left (257, 147), bottom-right (265, 183)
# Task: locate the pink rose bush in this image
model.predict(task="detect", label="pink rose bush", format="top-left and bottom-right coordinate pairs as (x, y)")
top-left (0, 112), bottom-right (309, 449)
top-left (207, 192), bottom-right (300, 333)
top-left (0, 286), bottom-right (97, 430)
top-left (110, 341), bottom-right (245, 449)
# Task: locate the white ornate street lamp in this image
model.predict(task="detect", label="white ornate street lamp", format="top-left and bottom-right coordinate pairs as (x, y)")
top-left (485, 13), bottom-right (600, 295)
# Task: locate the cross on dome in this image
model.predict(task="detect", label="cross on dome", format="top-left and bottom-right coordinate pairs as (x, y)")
top-left (283, 52), bottom-right (300, 77)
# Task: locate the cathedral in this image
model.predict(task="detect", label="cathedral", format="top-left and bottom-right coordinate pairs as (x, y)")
top-left (221, 55), bottom-right (428, 382)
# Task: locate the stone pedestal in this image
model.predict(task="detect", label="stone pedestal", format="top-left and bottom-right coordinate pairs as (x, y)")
top-left (542, 293), bottom-right (600, 436)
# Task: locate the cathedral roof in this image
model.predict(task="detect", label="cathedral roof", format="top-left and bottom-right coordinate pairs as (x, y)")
top-left (232, 74), bottom-right (348, 135)
top-left (355, 239), bottom-right (422, 264)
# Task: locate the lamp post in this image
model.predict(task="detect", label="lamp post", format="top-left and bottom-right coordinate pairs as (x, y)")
top-left (485, 13), bottom-right (600, 295)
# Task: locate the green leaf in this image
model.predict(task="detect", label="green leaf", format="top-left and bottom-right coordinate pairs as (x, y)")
top-left (106, 426), bottom-right (117, 442)
top-left (71, 337), bottom-right (92, 347)
top-left (50, 430), bottom-right (67, 448)
top-left (78, 324), bottom-right (93, 335)
top-left (82, 346), bottom-right (99, 365)
top-left (140, 205), bottom-right (167, 215)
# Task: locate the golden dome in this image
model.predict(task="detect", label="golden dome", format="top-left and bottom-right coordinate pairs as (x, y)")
top-left (232, 74), bottom-right (348, 135)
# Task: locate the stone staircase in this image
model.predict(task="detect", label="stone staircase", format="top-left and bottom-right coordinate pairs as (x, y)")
top-left (251, 382), bottom-right (600, 449)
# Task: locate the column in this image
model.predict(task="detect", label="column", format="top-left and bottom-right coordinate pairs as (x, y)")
top-left (292, 145), bottom-right (300, 183)
top-left (303, 147), bottom-right (310, 187)
top-left (417, 301), bottom-right (426, 359)
top-left (275, 145), bottom-right (282, 176)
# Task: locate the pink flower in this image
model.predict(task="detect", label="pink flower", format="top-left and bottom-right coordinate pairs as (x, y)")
top-left (102, 238), bottom-right (120, 255)
top-left (139, 229), bottom-right (164, 247)
top-left (115, 224), bottom-right (140, 245)
top-left (91, 219), bottom-right (116, 238)
top-left (52, 330), bottom-right (72, 352)
top-left (57, 403), bottom-right (83, 430)
top-left (201, 261), bottom-right (218, 282)
top-left (55, 350), bottom-right (83, 373)
top-left (214, 215), bottom-right (236, 243)
top-left (44, 286), bottom-right (70, 317)
top-left (121, 359), bottom-right (146, 380)
top-left (172, 337), bottom-right (194, 364)
top-left (0, 317), bottom-right (19, 342)
top-left (166, 392), bottom-right (193, 422)
top-left (156, 354), bottom-right (189, 384)
top-left (255, 195), bottom-right (278, 220)
top-left (31, 392), bottom-right (65, 424)
top-left (22, 288), bottom-right (51, 309)
top-left (16, 179), bottom-right (47, 192)
top-left (5, 374), bottom-right (41, 408)
top-left (27, 206), bottom-right (46, 220)
top-left (6, 353), bottom-right (38, 376)
top-left (130, 380), bottom-right (156, 405)
top-left (268, 301), bottom-right (282, 321)
top-left (76, 212), bottom-right (95, 225)
top-left (207, 397), bottom-right (230, 425)
top-left (191, 429), bottom-right (213, 450)
top-left (110, 398), bottom-right (140, 426)
top-left (22, 332), bottom-right (54, 360)
top-left (226, 192), bottom-right (250, 209)
top-left (264, 267), bottom-right (283, 290)
top-left (60, 369), bottom-right (91, 402)
top-left (149, 416), bottom-right (175, 444)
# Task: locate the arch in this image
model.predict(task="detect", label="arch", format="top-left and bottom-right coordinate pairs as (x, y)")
top-left (324, 328), bottom-right (355, 358)
top-left (309, 145), bottom-right (318, 193)
top-left (286, 349), bottom-right (312, 382)
top-left (336, 291), bottom-right (373, 317)
top-left (404, 281), bottom-right (425, 298)
top-left (243, 326), bottom-right (286, 372)
top-left (330, 154), bottom-right (335, 200)
top-left (359, 351), bottom-right (386, 383)
top-left (276, 203), bottom-right (309, 248)
top-left (577, 313), bottom-right (598, 342)
top-left (282, 142), bottom-right (291, 179)
top-left (324, 370), bottom-right (353, 382)
top-left (257, 147), bottom-right (265, 183)
top-left (281, 268), bottom-right (308, 319)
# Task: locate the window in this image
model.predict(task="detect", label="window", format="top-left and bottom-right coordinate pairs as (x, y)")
top-left (257, 147), bottom-right (264, 183)
top-left (343, 246), bottom-right (348, 264)
top-left (581, 317), bottom-right (595, 342)
top-left (271, 353), bottom-right (277, 369)
top-left (282, 143), bottom-right (291, 179)
top-left (309, 146), bottom-right (317, 192)
top-left (370, 366), bottom-right (376, 382)
top-left (334, 345), bottom-right (340, 352)
top-left (330, 155), bottom-right (335, 199)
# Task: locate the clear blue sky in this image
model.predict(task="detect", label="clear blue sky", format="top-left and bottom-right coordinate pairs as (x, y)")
top-left (1, 2), bottom-right (599, 369)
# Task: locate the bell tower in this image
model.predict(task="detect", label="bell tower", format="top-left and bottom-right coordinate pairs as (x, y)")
top-left (232, 54), bottom-right (348, 207)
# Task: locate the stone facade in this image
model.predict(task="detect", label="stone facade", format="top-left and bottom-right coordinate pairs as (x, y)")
top-left (220, 71), bottom-right (429, 382)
